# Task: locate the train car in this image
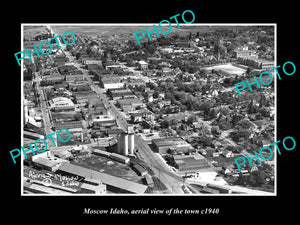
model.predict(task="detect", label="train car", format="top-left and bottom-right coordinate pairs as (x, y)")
top-left (143, 173), bottom-right (154, 187)
top-left (109, 153), bottom-right (130, 164)
top-left (23, 130), bottom-right (44, 141)
top-left (132, 164), bottom-right (148, 176)
top-left (206, 183), bottom-right (232, 194)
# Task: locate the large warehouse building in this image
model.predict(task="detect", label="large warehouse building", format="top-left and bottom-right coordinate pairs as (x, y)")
top-left (152, 137), bottom-right (193, 155)
top-left (56, 163), bottom-right (148, 194)
top-left (173, 153), bottom-right (213, 173)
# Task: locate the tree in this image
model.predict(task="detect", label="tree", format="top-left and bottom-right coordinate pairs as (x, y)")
top-left (199, 101), bottom-right (212, 115)
top-left (211, 125), bottom-right (221, 136)
top-left (197, 135), bottom-right (214, 148)
top-left (248, 174), bottom-right (258, 186)
top-left (214, 38), bottom-right (227, 60)
top-left (247, 99), bottom-right (257, 114)
top-left (232, 113), bottom-right (242, 127)
top-left (238, 119), bottom-right (253, 129)
top-left (198, 123), bottom-right (211, 136)
top-left (199, 69), bottom-right (208, 78)
top-left (153, 90), bottom-right (159, 99)
top-left (174, 91), bottom-right (187, 102)
top-left (256, 170), bottom-right (267, 185)
top-left (147, 102), bottom-right (155, 110)
top-left (135, 85), bottom-right (146, 92)
top-left (161, 119), bottom-right (170, 129)
top-left (208, 108), bottom-right (217, 119)
top-left (187, 115), bottom-right (197, 125)
top-left (142, 91), bottom-right (149, 99)
top-left (258, 107), bottom-right (270, 117)
top-left (75, 52), bottom-right (81, 60)
top-left (259, 94), bottom-right (267, 108)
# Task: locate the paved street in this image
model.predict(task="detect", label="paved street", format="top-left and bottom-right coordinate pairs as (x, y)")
top-left (34, 72), bottom-right (56, 146)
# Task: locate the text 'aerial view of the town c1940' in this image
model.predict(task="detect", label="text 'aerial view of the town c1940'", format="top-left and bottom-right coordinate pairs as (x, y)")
top-left (22, 24), bottom-right (275, 195)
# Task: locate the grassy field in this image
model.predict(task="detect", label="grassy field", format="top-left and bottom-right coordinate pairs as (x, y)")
top-left (23, 25), bottom-right (47, 39)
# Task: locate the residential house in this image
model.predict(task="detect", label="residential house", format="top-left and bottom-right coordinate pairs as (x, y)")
top-left (222, 166), bottom-right (232, 175)
top-left (138, 60), bottom-right (148, 71)
top-left (222, 150), bottom-right (233, 158)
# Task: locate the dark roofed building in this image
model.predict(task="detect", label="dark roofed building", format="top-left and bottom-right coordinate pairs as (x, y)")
top-left (54, 55), bottom-right (67, 66)
top-left (152, 137), bottom-right (193, 155)
top-left (173, 153), bottom-right (212, 173)
top-left (58, 65), bottom-right (77, 75)
top-left (55, 120), bottom-right (83, 132)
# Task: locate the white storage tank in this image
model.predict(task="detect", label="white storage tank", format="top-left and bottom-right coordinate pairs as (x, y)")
top-left (128, 134), bottom-right (135, 155)
top-left (118, 133), bottom-right (128, 156)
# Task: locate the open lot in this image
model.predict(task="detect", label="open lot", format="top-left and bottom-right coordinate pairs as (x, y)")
top-left (206, 63), bottom-right (246, 75)
top-left (23, 26), bottom-right (47, 39)
top-left (71, 153), bottom-right (142, 183)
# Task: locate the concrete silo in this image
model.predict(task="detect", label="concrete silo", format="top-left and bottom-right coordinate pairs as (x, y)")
top-left (128, 133), bottom-right (135, 155)
top-left (118, 133), bottom-right (128, 156)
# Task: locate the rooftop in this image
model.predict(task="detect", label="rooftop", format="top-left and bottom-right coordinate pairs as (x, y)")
top-left (152, 137), bottom-right (190, 147)
top-left (138, 60), bottom-right (148, 65)
top-left (117, 98), bottom-right (143, 106)
top-left (57, 163), bottom-right (147, 194)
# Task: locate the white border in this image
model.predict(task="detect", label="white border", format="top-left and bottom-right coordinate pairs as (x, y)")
top-left (21, 23), bottom-right (277, 196)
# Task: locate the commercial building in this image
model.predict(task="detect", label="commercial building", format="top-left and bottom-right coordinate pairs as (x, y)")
top-left (173, 153), bottom-right (212, 173)
top-left (23, 130), bottom-right (44, 141)
top-left (69, 83), bottom-right (91, 92)
top-left (73, 91), bottom-right (97, 106)
top-left (129, 110), bottom-right (154, 123)
top-left (81, 179), bottom-right (106, 194)
top-left (101, 77), bottom-right (124, 89)
top-left (123, 78), bottom-right (146, 87)
top-left (92, 115), bottom-right (117, 129)
top-left (31, 151), bottom-right (69, 171)
top-left (107, 88), bottom-right (136, 100)
top-left (237, 57), bottom-right (274, 70)
top-left (152, 137), bottom-right (193, 155)
top-left (24, 182), bottom-right (75, 194)
top-left (54, 54), bottom-right (67, 66)
top-left (233, 46), bottom-right (258, 59)
top-left (65, 74), bottom-right (86, 83)
top-left (56, 163), bottom-right (148, 194)
top-left (116, 98), bottom-right (144, 112)
top-left (105, 61), bottom-right (123, 70)
top-left (55, 120), bottom-right (83, 133)
top-left (42, 74), bottom-right (64, 84)
top-left (49, 97), bottom-right (75, 112)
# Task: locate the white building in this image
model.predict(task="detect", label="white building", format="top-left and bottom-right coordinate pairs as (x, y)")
top-left (49, 97), bottom-right (75, 111)
top-left (101, 77), bottom-right (124, 89)
top-left (138, 60), bottom-right (148, 71)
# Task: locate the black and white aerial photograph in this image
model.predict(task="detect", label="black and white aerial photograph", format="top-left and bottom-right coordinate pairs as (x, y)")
top-left (3, 1), bottom-right (300, 222)
top-left (21, 24), bottom-right (276, 195)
